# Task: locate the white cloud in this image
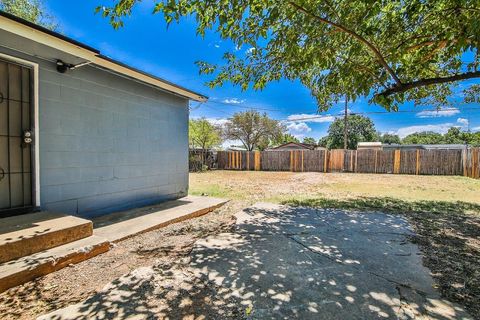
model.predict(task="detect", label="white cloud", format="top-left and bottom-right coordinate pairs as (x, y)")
top-left (416, 108), bottom-right (460, 118)
top-left (472, 126), bottom-right (480, 132)
top-left (222, 98), bottom-right (246, 104)
top-left (395, 123), bottom-right (454, 138)
top-left (246, 47), bottom-right (256, 54)
top-left (206, 118), bottom-right (229, 127)
top-left (287, 114), bottom-right (336, 123)
top-left (287, 122), bottom-right (312, 135)
top-left (457, 118), bottom-right (469, 126)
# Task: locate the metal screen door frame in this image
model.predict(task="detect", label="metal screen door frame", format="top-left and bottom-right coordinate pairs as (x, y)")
top-left (0, 52), bottom-right (40, 216)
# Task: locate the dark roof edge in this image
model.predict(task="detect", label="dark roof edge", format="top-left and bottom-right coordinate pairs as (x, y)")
top-left (0, 10), bottom-right (100, 53)
top-left (0, 10), bottom-right (208, 101)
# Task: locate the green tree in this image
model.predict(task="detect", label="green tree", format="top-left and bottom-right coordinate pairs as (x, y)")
top-left (271, 133), bottom-right (300, 147)
top-left (402, 132), bottom-right (445, 144)
top-left (0, 0), bottom-right (58, 30)
top-left (318, 136), bottom-right (329, 148)
top-left (99, 0), bottom-right (480, 111)
top-left (189, 118), bottom-right (222, 150)
top-left (302, 137), bottom-right (317, 145)
top-left (323, 115), bottom-right (377, 149)
top-left (379, 133), bottom-right (401, 145)
top-left (223, 110), bottom-right (285, 151)
top-left (444, 127), bottom-right (465, 144)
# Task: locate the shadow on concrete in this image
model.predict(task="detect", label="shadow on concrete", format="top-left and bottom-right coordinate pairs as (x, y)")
top-left (40, 203), bottom-right (474, 319)
top-left (187, 204), bottom-right (472, 319)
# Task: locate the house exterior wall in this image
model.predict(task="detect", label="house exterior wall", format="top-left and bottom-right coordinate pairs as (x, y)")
top-left (0, 46), bottom-right (189, 218)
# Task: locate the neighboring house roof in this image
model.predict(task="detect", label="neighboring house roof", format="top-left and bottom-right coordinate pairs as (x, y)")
top-left (383, 144), bottom-right (467, 150)
top-left (226, 146), bottom-right (248, 151)
top-left (357, 142), bottom-right (383, 149)
top-left (271, 142), bottom-right (318, 150)
top-left (0, 10), bottom-right (207, 102)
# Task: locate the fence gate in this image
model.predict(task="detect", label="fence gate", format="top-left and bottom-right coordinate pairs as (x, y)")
top-left (0, 58), bottom-right (34, 217)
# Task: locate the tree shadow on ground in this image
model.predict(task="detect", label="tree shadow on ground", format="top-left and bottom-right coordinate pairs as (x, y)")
top-left (38, 199), bottom-right (477, 320)
top-left (282, 197), bottom-right (480, 319)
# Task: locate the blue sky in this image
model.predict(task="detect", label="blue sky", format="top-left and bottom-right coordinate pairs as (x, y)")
top-left (44, 0), bottom-right (480, 142)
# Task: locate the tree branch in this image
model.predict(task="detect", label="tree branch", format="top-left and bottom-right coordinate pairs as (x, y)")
top-left (377, 71), bottom-right (480, 97)
top-left (288, 1), bottom-right (402, 85)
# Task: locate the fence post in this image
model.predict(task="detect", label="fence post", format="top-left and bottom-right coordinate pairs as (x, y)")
top-left (394, 150), bottom-right (401, 174)
top-left (374, 150), bottom-right (378, 174)
top-left (301, 150), bottom-right (304, 172)
top-left (354, 150), bottom-right (358, 172)
top-left (324, 151), bottom-right (328, 173)
top-left (350, 151), bottom-right (354, 172)
top-left (416, 150), bottom-right (420, 175)
top-left (254, 151), bottom-right (261, 171)
top-left (246, 152), bottom-right (250, 170)
top-left (290, 151), bottom-right (294, 172)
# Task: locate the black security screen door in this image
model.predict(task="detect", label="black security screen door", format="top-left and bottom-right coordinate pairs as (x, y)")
top-left (0, 58), bottom-right (34, 217)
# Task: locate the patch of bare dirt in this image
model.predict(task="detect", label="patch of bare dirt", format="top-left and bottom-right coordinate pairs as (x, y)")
top-left (0, 200), bottom-right (245, 320)
top-left (407, 211), bottom-right (480, 319)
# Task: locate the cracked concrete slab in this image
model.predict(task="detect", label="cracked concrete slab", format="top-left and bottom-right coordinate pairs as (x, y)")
top-left (191, 203), bottom-right (472, 319)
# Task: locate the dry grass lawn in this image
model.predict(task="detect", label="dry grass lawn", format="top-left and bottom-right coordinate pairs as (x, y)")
top-left (190, 170), bottom-right (480, 205)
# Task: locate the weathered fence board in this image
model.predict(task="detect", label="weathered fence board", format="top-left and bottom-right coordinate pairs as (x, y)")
top-left (216, 148), bottom-right (479, 179)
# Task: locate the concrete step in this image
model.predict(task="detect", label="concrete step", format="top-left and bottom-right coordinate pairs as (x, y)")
top-left (93, 195), bottom-right (228, 242)
top-left (0, 212), bottom-right (93, 264)
top-left (0, 235), bottom-right (110, 293)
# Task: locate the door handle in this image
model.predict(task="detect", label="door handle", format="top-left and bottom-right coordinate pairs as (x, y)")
top-left (0, 92), bottom-right (3, 103)
top-left (0, 167), bottom-right (4, 181)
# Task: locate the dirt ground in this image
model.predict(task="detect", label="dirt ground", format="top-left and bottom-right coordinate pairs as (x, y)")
top-left (0, 201), bottom-right (245, 320)
top-left (1, 171), bottom-right (479, 319)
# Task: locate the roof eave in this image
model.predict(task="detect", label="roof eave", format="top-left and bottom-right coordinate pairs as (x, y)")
top-left (0, 11), bottom-right (208, 102)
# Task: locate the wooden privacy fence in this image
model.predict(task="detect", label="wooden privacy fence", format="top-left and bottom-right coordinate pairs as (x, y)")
top-left (217, 148), bottom-right (480, 178)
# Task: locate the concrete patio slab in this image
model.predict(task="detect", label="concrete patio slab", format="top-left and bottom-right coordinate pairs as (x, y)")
top-left (93, 195), bottom-right (228, 242)
top-left (40, 203), bottom-right (472, 320)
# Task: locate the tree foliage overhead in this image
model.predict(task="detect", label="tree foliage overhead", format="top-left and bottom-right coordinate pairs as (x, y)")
top-left (321, 115), bottom-right (378, 149)
top-left (0, 0), bottom-right (58, 30)
top-left (99, 0), bottom-right (480, 111)
top-left (223, 110), bottom-right (285, 151)
top-left (189, 118), bottom-right (222, 150)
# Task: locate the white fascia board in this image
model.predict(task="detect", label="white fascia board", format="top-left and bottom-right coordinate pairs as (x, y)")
top-left (0, 15), bottom-right (207, 102)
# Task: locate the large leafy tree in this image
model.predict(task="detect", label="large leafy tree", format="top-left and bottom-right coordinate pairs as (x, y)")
top-left (302, 137), bottom-right (317, 145)
top-left (99, 0), bottom-right (480, 111)
top-left (224, 110), bottom-right (285, 151)
top-left (379, 133), bottom-right (401, 145)
top-left (0, 0), bottom-right (58, 30)
top-left (189, 118), bottom-right (222, 150)
top-left (321, 115), bottom-right (378, 149)
top-left (402, 131), bottom-right (445, 144)
top-left (275, 133), bottom-right (300, 145)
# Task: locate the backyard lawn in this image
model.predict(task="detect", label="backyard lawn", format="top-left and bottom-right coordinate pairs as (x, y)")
top-left (190, 170), bottom-right (480, 205)
top-left (191, 171), bottom-right (480, 318)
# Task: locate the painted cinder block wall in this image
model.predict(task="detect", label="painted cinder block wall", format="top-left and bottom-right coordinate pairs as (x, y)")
top-left (1, 46), bottom-right (189, 217)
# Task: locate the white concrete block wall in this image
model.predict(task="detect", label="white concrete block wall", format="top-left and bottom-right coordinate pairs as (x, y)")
top-left (0, 46), bottom-right (190, 217)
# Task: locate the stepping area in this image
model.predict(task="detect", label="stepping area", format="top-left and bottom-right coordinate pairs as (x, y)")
top-left (0, 196), bottom-right (226, 293)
